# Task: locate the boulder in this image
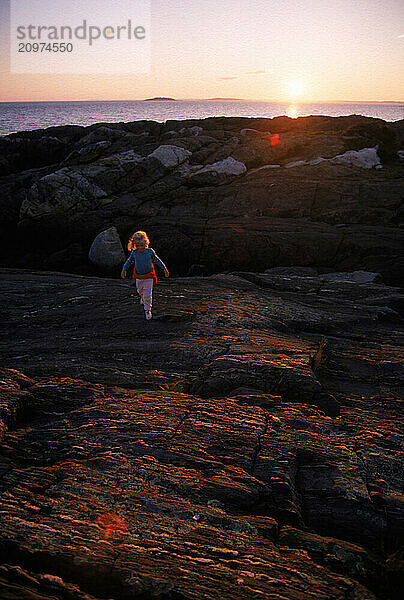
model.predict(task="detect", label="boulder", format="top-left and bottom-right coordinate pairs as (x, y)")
top-left (285, 147), bottom-right (382, 169)
top-left (188, 156), bottom-right (247, 185)
top-left (330, 147), bottom-right (382, 168)
top-left (88, 226), bottom-right (125, 270)
top-left (148, 145), bottom-right (191, 168)
top-left (199, 156), bottom-right (247, 175)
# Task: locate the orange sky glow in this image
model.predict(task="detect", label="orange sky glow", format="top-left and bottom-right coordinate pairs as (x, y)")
top-left (0, 0), bottom-right (403, 103)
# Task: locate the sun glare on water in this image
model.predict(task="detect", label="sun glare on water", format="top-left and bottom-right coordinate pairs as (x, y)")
top-left (287, 105), bottom-right (298, 119)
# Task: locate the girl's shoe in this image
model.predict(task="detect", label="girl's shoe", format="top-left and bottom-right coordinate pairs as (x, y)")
top-left (145, 310), bottom-right (152, 320)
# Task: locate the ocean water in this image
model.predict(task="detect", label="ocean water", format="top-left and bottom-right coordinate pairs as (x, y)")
top-left (0, 100), bottom-right (402, 136)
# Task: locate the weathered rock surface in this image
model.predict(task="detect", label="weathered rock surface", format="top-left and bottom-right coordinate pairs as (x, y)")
top-left (1, 115), bottom-right (403, 283)
top-left (0, 268), bottom-right (403, 599)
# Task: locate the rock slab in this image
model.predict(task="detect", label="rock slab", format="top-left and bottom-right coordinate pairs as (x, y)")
top-left (0, 268), bottom-right (403, 599)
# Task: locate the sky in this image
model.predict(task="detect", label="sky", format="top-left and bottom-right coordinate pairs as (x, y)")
top-left (0, 0), bottom-right (403, 102)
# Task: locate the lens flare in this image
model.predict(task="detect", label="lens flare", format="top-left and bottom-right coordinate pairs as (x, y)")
top-left (96, 513), bottom-right (127, 539)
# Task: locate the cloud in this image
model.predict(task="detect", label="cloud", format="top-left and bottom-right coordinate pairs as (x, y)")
top-left (218, 70), bottom-right (268, 81)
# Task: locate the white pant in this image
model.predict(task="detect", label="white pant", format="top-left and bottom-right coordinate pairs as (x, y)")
top-left (136, 278), bottom-right (153, 311)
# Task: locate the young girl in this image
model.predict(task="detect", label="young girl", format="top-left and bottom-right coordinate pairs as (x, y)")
top-left (121, 231), bottom-right (169, 320)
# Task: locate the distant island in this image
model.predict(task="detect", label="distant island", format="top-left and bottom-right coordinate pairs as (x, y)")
top-left (144, 97), bottom-right (177, 101)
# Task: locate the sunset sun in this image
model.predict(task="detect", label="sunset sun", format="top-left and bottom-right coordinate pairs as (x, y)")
top-left (286, 79), bottom-right (305, 100)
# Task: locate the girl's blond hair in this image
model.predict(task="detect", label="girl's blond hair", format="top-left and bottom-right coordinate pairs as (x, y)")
top-left (128, 230), bottom-right (150, 251)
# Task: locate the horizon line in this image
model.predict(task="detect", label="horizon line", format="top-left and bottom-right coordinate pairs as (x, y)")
top-left (0, 98), bottom-right (403, 104)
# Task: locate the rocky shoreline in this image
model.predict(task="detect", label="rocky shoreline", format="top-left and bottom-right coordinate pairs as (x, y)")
top-left (0, 114), bottom-right (403, 284)
top-left (0, 267), bottom-right (403, 599)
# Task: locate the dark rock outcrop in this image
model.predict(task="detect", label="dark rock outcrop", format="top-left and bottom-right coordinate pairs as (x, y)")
top-left (1, 115), bottom-right (403, 284)
top-left (0, 267), bottom-right (403, 599)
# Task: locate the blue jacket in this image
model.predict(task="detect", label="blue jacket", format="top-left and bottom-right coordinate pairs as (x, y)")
top-left (123, 247), bottom-right (166, 275)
